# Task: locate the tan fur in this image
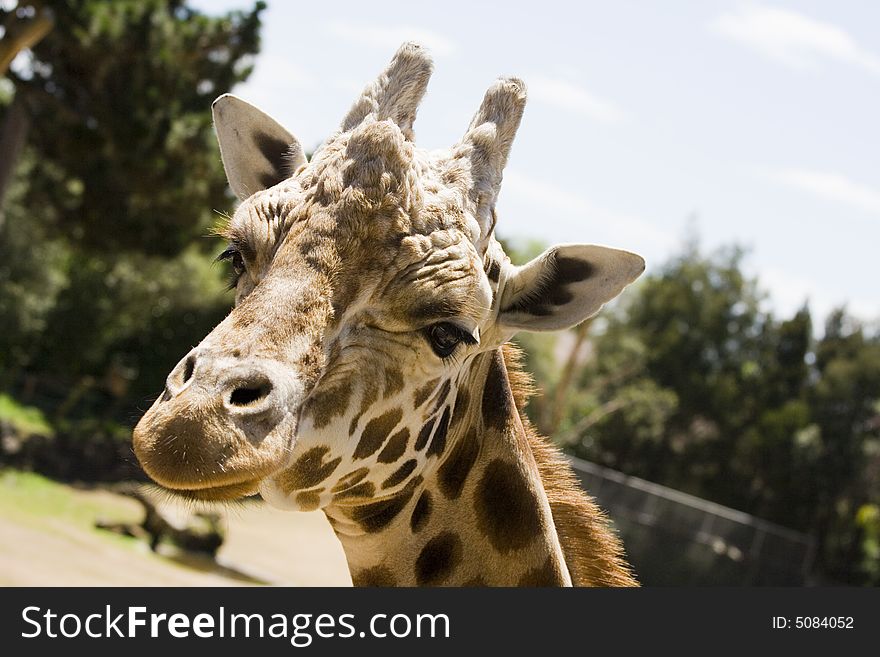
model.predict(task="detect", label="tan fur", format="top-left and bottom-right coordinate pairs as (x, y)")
top-left (502, 344), bottom-right (639, 586)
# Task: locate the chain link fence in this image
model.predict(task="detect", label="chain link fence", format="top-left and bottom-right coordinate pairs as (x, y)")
top-left (570, 457), bottom-right (816, 585)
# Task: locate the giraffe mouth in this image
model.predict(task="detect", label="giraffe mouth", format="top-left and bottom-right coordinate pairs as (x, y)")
top-left (156, 478), bottom-right (262, 502)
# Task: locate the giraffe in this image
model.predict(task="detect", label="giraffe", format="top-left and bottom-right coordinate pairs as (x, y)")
top-left (133, 43), bottom-right (644, 587)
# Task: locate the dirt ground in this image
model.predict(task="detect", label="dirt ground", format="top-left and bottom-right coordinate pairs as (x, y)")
top-left (0, 473), bottom-right (351, 587)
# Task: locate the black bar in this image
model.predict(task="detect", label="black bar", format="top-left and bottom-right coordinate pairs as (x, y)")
top-left (1, 588), bottom-right (875, 654)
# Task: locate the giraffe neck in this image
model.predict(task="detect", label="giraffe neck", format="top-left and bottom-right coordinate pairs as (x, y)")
top-left (324, 349), bottom-right (572, 587)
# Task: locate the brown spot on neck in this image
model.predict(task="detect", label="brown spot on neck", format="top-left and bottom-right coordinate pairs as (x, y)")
top-left (437, 427), bottom-right (480, 499)
top-left (474, 458), bottom-right (542, 553)
top-left (413, 378), bottom-right (440, 408)
top-left (381, 458), bottom-right (417, 489)
top-left (304, 379), bottom-right (354, 429)
top-left (332, 481), bottom-right (376, 502)
top-left (377, 428), bottom-right (409, 463)
top-left (450, 388), bottom-right (470, 426)
top-left (352, 565), bottom-right (396, 587)
top-left (414, 531), bottom-right (462, 585)
top-left (295, 488), bottom-right (323, 512)
top-left (414, 416), bottom-right (436, 451)
top-left (342, 476), bottom-right (422, 533)
top-left (431, 379), bottom-right (451, 413)
top-left (348, 382), bottom-right (379, 436)
top-left (481, 351), bottom-right (514, 431)
top-left (410, 490), bottom-right (432, 533)
top-left (353, 407), bottom-right (402, 459)
top-left (517, 556), bottom-right (567, 587)
top-left (279, 446), bottom-right (342, 492)
top-left (383, 367), bottom-right (404, 398)
top-left (331, 467), bottom-right (369, 493)
top-left (426, 406), bottom-right (450, 457)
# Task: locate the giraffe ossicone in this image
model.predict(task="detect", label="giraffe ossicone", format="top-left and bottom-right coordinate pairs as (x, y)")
top-left (133, 42), bottom-right (644, 586)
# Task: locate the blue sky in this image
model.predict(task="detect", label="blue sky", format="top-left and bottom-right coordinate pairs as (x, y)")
top-left (194, 0), bottom-right (878, 325)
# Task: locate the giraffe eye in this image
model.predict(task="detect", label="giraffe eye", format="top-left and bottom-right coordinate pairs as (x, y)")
top-left (230, 251), bottom-right (245, 276)
top-left (216, 245), bottom-right (246, 286)
top-left (426, 322), bottom-right (474, 358)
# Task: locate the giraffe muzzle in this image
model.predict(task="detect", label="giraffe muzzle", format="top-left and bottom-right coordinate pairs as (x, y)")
top-left (132, 348), bottom-right (303, 500)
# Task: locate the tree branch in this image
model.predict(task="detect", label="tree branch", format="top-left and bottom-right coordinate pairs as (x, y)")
top-left (0, 11), bottom-right (53, 76)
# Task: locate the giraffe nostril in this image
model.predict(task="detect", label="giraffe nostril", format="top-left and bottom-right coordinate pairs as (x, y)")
top-left (164, 352), bottom-right (198, 398)
top-left (182, 355), bottom-right (196, 384)
top-left (229, 382), bottom-right (273, 407)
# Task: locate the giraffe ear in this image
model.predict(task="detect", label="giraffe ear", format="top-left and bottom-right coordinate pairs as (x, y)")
top-left (212, 94), bottom-right (306, 201)
top-left (498, 244), bottom-right (645, 332)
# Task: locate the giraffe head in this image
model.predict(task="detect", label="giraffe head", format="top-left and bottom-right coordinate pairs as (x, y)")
top-left (133, 44), bottom-right (644, 515)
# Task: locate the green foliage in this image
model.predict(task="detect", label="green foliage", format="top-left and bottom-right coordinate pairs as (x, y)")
top-left (24, 244), bottom-right (231, 404)
top-left (531, 239), bottom-right (879, 585)
top-left (3, 0), bottom-right (265, 255)
top-left (806, 312), bottom-right (880, 583)
top-left (856, 504), bottom-right (880, 585)
top-left (0, 1), bottom-right (259, 473)
top-left (0, 393), bottom-right (53, 436)
top-left (499, 232), bottom-right (879, 583)
top-left (0, 156), bottom-right (69, 375)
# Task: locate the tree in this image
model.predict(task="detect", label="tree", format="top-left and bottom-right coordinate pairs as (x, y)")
top-left (575, 243), bottom-right (775, 502)
top-left (542, 239), bottom-right (878, 584)
top-left (0, 0), bottom-right (264, 426)
top-left (1, 0), bottom-right (265, 255)
top-left (0, 1), bottom-right (52, 217)
top-left (808, 311), bottom-right (880, 583)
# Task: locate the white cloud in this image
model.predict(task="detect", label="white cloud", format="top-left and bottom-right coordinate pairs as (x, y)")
top-left (711, 4), bottom-right (880, 74)
top-left (327, 23), bottom-right (458, 57)
top-left (759, 266), bottom-right (820, 318)
top-left (328, 77), bottom-right (365, 94)
top-left (526, 76), bottom-right (624, 123)
top-left (227, 55), bottom-right (316, 143)
top-left (500, 170), bottom-right (672, 252)
top-left (762, 167), bottom-right (880, 216)
top-left (233, 53), bottom-right (313, 101)
top-left (759, 266), bottom-right (877, 324)
top-left (504, 170), bottom-right (594, 215)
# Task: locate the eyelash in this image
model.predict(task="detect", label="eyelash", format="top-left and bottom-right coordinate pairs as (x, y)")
top-left (424, 322), bottom-right (478, 361)
top-left (216, 245), bottom-right (246, 289)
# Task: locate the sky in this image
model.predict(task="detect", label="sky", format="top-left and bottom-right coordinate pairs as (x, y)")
top-left (193, 0), bottom-right (879, 325)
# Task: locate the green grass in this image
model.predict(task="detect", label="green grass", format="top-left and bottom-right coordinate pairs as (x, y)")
top-left (0, 470), bottom-right (140, 546)
top-left (0, 393), bottom-right (54, 437)
top-left (0, 469), bottom-right (275, 585)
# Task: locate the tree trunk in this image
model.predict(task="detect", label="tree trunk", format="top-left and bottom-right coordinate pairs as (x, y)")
top-left (0, 92), bottom-right (30, 229)
top-left (546, 319), bottom-right (593, 434)
top-left (0, 8), bottom-right (53, 227)
top-left (0, 11), bottom-right (54, 75)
